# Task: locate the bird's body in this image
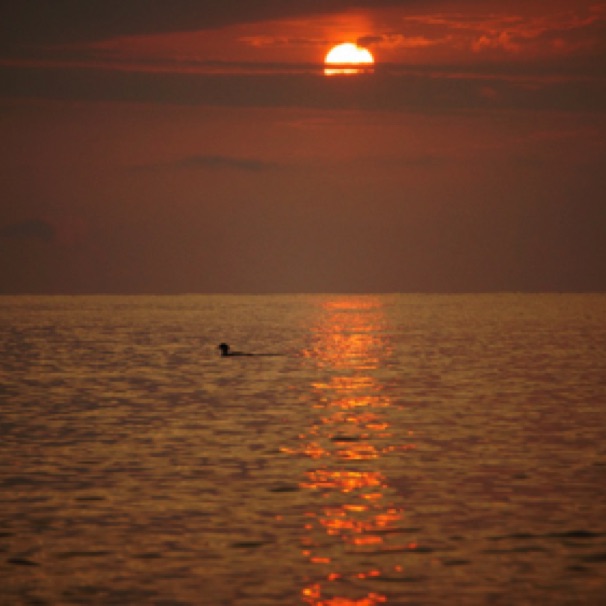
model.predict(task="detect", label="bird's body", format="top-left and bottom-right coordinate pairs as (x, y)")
top-left (218, 343), bottom-right (252, 357)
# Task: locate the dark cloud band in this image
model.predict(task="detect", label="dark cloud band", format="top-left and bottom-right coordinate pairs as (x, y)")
top-left (0, 219), bottom-right (55, 241)
top-left (1, 63), bottom-right (603, 113)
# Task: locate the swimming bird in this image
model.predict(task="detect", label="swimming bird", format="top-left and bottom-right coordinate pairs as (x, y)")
top-left (218, 343), bottom-right (252, 357)
top-left (218, 343), bottom-right (281, 357)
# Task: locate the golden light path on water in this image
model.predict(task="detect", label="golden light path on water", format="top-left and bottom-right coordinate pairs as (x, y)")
top-left (283, 298), bottom-right (417, 605)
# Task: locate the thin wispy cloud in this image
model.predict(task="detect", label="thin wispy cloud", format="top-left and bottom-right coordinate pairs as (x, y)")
top-left (136, 154), bottom-right (281, 172)
top-left (402, 5), bottom-right (606, 58)
top-left (239, 35), bottom-right (329, 48)
top-left (358, 34), bottom-right (439, 50)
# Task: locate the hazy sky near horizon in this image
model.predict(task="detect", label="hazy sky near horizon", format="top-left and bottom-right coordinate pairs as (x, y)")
top-left (1, 0), bottom-right (605, 293)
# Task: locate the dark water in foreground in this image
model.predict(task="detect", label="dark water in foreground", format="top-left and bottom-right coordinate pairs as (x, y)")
top-left (0, 294), bottom-right (605, 605)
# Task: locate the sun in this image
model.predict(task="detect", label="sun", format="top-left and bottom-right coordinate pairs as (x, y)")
top-left (324, 42), bottom-right (374, 75)
top-left (325, 43), bottom-right (374, 65)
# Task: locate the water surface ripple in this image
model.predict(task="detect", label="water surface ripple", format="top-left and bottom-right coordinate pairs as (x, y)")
top-left (0, 295), bottom-right (605, 605)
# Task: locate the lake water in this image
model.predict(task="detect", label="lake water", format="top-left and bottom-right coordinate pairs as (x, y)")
top-left (1, 294), bottom-right (605, 605)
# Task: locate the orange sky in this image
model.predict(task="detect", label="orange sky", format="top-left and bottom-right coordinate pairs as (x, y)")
top-left (1, 0), bottom-right (605, 292)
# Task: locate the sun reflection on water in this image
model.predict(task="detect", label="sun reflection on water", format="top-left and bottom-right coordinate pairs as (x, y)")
top-left (297, 297), bottom-right (413, 606)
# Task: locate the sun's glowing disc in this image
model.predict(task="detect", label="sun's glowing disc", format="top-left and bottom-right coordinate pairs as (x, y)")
top-left (324, 43), bottom-right (374, 75)
top-left (325, 43), bottom-right (374, 65)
